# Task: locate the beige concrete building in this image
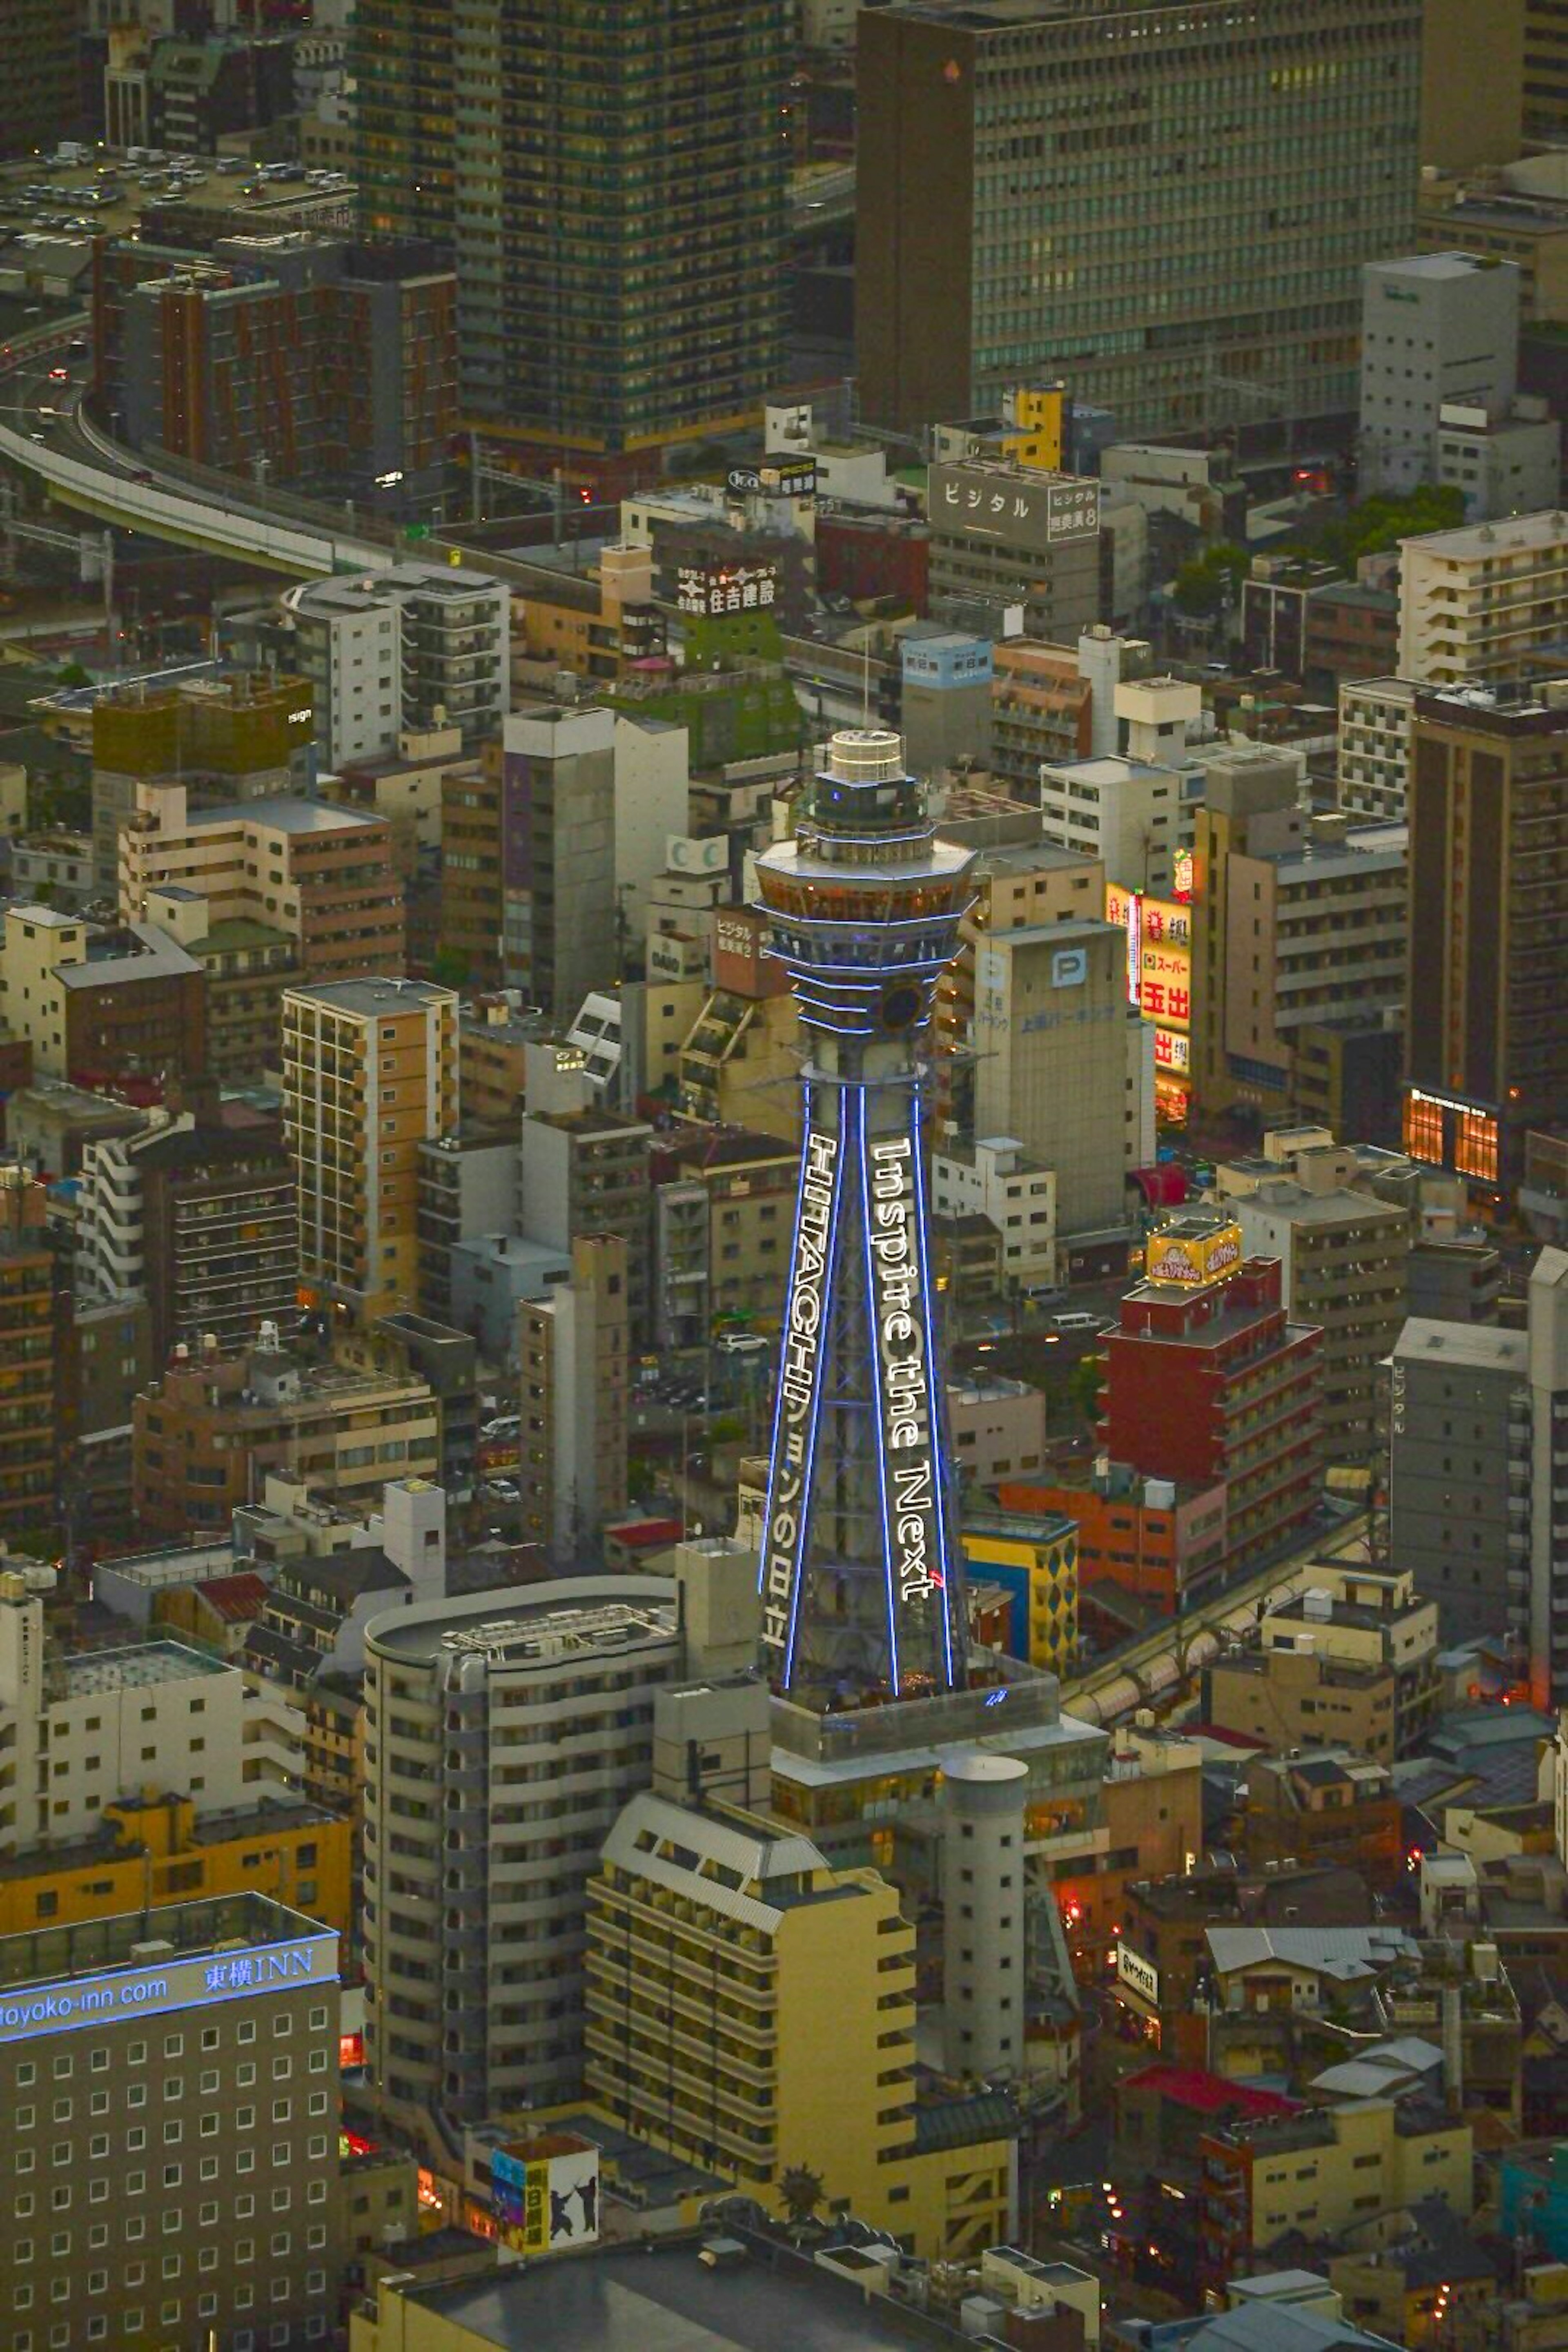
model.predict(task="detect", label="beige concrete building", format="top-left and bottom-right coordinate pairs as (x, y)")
top-left (1400, 508), bottom-right (1568, 684)
top-left (1216, 1161), bottom-right (1408, 1460)
top-left (282, 978), bottom-right (459, 1325)
top-left (970, 915), bottom-right (1149, 1263)
top-left (0, 1893), bottom-right (343, 2351)
top-left (517, 1235), bottom-right (628, 1563)
top-left (1192, 746), bottom-right (1406, 1132)
top-left (118, 781), bottom-right (405, 983)
top-left (948, 1375), bottom-right (1050, 1488)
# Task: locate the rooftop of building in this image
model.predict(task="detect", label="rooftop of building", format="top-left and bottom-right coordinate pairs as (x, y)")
top-left (189, 794), bottom-right (382, 835)
top-left (53, 923), bottom-right (203, 989)
top-left (0, 1791), bottom-right (337, 1883)
top-left (1370, 249), bottom-right (1508, 281)
top-left (1120, 2062), bottom-right (1299, 2119)
top-left (601, 1793), bottom-right (858, 1932)
top-left (1390, 1317), bottom-right (1528, 1372)
top-left (1042, 753), bottom-right (1180, 788)
top-left (284, 976), bottom-right (455, 1017)
top-left (0, 1891), bottom-right (331, 1995)
top-left (1235, 1179), bottom-right (1410, 1227)
top-left (1205, 1924), bottom-right (1419, 1978)
top-left (668, 1129), bottom-right (797, 1172)
top-left (374, 2231), bottom-right (982, 2352)
top-left (366, 1577), bottom-right (679, 1666)
top-left (56, 1639), bottom-right (229, 1697)
top-left (1403, 507), bottom-right (1567, 559)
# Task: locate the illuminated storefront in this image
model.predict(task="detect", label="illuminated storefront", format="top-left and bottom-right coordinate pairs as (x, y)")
top-left (1106, 883), bottom-right (1192, 1124)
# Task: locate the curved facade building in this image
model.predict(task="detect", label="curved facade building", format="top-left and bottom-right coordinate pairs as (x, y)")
top-left (753, 728), bottom-right (976, 1706)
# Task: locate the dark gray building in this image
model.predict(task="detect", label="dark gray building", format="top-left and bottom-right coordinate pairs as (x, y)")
top-left (1389, 1317), bottom-right (1529, 1653)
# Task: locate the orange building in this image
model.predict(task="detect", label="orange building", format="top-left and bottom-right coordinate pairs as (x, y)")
top-left (998, 1461), bottom-right (1227, 1618)
top-left (282, 976), bottom-right (459, 1321)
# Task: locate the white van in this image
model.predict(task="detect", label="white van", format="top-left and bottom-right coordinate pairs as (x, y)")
top-left (1050, 1312), bottom-right (1101, 1333)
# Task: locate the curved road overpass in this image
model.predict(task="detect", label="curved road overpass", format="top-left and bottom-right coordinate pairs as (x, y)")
top-left (0, 316), bottom-right (397, 577)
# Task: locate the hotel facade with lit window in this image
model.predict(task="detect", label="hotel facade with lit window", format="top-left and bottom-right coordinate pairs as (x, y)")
top-left (1401, 684), bottom-right (1568, 1198)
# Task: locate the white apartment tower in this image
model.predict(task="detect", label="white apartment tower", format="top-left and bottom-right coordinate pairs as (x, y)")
top-left (361, 1577), bottom-right (687, 2122)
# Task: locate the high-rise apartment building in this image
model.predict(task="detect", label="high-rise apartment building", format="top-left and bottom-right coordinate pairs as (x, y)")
top-left (354, 0), bottom-right (789, 485)
top-left (1100, 1249), bottom-right (1324, 1577)
top-left (1401, 684), bottom-right (1568, 1196)
top-left (1225, 1180), bottom-right (1409, 1461)
top-left (1390, 1250), bottom-right (1568, 1709)
top-left (1191, 749), bottom-right (1408, 1140)
top-left (78, 1111), bottom-right (297, 1367)
top-left (1399, 508), bottom-right (1568, 685)
top-left (858, 0), bottom-right (1423, 442)
top-left (282, 979), bottom-right (459, 1323)
top-left (362, 1578), bottom-right (688, 2122)
top-left (516, 1235), bottom-right (629, 1564)
top-left (584, 1688), bottom-right (1016, 2261)
top-left (518, 1047), bottom-right (653, 1342)
top-left (286, 567), bottom-right (509, 767)
top-left (1389, 1318), bottom-right (1533, 1654)
top-left (0, 1169), bottom-right (55, 1546)
top-left (0, 1895), bottom-right (342, 2352)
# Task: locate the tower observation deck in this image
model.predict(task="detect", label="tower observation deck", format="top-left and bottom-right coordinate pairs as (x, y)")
top-left (753, 727), bottom-right (977, 1706)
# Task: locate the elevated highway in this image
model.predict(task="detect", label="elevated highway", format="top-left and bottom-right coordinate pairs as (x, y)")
top-left (0, 315), bottom-right (398, 577)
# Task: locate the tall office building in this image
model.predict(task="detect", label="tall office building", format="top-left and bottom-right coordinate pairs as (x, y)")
top-left (354, 0), bottom-right (789, 485)
top-left (516, 1234), bottom-right (629, 1564)
top-left (1358, 254), bottom-right (1522, 497)
top-left (0, 1168), bottom-right (55, 1546)
top-left (753, 729), bottom-right (976, 1705)
top-left (1390, 1250), bottom-right (1568, 1707)
top-left (282, 978), bottom-right (459, 1324)
top-left (362, 1578), bottom-right (688, 2123)
top-left (1401, 685), bottom-right (1568, 1197)
top-left (857, 0), bottom-right (1423, 441)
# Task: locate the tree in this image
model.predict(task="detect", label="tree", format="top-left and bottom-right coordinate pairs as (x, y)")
top-left (1067, 1353), bottom-right (1103, 1425)
top-left (430, 947), bottom-right (472, 992)
top-left (777, 2165), bottom-right (825, 2227)
top-left (55, 662), bottom-right (91, 688)
top-left (1171, 541), bottom-right (1248, 619)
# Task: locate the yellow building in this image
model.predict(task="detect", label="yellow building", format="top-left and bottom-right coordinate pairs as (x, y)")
top-left (283, 976), bottom-right (459, 1323)
top-left (584, 1791), bottom-right (1015, 2259)
top-left (962, 1515), bottom-right (1078, 1675)
top-left (0, 1789), bottom-right (353, 1942)
top-left (1205, 2096), bottom-right (1473, 2274)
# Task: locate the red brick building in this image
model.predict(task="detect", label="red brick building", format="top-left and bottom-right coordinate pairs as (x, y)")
top-left (1097, 1256), bottom-right (1323, 1577)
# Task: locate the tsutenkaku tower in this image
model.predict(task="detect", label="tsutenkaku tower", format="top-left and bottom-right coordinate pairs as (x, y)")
top-left (753, 728), bottom-right (977, 1706)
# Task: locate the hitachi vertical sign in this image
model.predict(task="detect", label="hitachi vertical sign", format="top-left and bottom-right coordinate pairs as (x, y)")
top-left (760, 1124), bottom-right (840, 1659)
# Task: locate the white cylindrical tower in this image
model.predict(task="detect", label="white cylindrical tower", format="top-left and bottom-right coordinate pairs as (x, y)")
top-left (941, 1751), bottom-right (1029, 2080)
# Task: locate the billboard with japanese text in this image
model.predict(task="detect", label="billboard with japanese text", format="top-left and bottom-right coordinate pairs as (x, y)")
top-left (929, 461), bottom-right (1100, 555)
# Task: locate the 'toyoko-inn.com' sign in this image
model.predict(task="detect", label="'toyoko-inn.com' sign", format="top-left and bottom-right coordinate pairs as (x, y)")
top-left (0, 1932), bottom-right (336, 2045)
